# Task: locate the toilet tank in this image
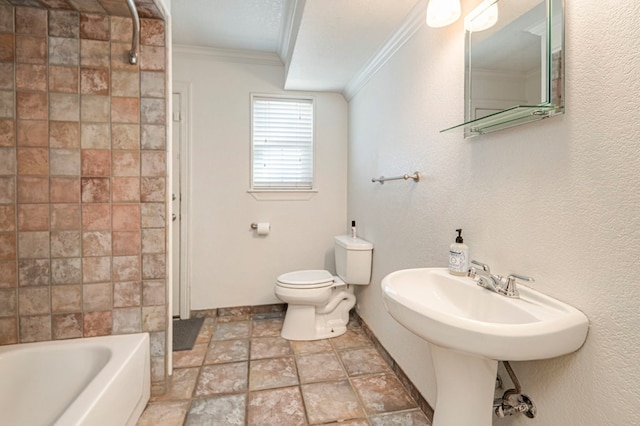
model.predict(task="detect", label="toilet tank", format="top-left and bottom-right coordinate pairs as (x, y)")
top-left (334, 235), bottom-right (373, 285)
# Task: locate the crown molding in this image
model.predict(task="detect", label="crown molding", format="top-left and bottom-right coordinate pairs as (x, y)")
top-left (343, 0), bottom-right (428, 101)
top-left (173, 44), bottom-right (283, 66)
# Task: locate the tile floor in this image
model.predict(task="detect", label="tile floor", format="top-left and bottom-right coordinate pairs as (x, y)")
top-left (137, 315), bottom-right (431, 425)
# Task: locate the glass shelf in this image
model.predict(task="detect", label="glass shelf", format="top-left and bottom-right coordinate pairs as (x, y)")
top-left (441, 104), bottom-right (564, 138)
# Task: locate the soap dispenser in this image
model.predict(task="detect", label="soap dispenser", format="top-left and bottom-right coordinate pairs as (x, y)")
top-left (448, 229), bottom-right (469, 276)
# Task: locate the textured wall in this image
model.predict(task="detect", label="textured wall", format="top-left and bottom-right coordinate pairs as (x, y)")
top-left (172, 50), bottom-right (349, 309)
top-left (0, 1), bottom-right (169, 394)
top-left (349, 0), bottom-right (640, 424)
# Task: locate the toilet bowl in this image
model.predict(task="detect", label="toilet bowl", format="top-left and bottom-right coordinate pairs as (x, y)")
top-left (275, 236), bottom-right (373, 341)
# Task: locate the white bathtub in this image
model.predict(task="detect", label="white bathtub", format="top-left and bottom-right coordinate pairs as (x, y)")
top-left (0, 333), bottom-right (150, 426)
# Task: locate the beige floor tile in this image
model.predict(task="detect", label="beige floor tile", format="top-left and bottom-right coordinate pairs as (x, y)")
top-left (172, 343), bottom-right (207, 368)
top-left (301, 380), bottom-right (365, 424)
top-left (368, 409), bottom-right (431, 425)
top-left (185, 394), bottom-right (246, 426)
top-left (290, 339), bottom-right (333, 355)
top-left (351, 374), bottom-right (416, 415)
top-left (211, 320), bottom-right (251, 340)
top-left (136, 400), bottom-right (190, 426)
top-left (339, 347), bottom-right (391, 376)
top-left (247, 386), bottom-right (306, 426)
top-left (252, 317), bottom-right (284, 337)
top-left (330, 328), bottom-right (372, 350)
top-left (205, 338), bottom-right (249, 364)
top-left (250, 336), bottom-right (293, 359)
top-left (296, 351), bottom-right (347, 384)
top-left (249, 356), bottom-right (299, 391)
top-left (151, 367), bottom-right (199, 401)
top-left (194, 362), bottom-right (248, 397)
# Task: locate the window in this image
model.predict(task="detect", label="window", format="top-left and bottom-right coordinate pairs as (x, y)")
top-left (251, 95), bottom-right (314, 191)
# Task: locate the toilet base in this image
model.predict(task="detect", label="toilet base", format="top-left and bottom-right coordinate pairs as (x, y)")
top-left (279, 287), bottom-right (355, 341)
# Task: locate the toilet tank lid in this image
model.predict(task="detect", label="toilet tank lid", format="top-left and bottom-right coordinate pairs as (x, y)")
top-left (334, 235), bottom-right (373, 250)
top-left (277, 270), bottom-right (334, 285)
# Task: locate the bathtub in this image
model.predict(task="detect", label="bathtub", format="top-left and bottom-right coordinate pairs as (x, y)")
top-left (0, 333), bottom-right (150, 426)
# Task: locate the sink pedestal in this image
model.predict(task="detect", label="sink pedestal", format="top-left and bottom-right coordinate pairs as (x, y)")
top-left (430, 344), bottom-right (498, 426)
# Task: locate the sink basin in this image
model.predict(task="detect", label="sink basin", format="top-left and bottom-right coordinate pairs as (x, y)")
top-left (381, 267), bottom-right (588, 361)
top-left (381, 267), bottom-right (588, 426)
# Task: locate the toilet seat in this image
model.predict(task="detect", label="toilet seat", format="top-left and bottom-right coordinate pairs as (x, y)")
top-left (276, 270), bottom-right (335, 289)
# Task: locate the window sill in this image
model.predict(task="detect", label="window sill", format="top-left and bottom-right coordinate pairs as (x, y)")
top-left (248, 189), bottom-right (318, 201)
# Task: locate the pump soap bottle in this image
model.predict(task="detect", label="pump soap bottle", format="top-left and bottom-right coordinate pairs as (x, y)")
top-left (448, 229), bottom-right (469, 276)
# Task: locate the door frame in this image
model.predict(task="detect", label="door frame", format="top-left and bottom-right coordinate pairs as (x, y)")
top-left (172, 80), bottom-right (192, 319)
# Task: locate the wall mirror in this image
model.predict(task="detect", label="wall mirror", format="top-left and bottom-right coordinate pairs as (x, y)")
top-left (442, 0), bottom-right (564, 138)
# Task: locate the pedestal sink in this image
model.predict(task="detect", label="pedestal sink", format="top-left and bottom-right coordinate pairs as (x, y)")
top-left (381, 268), bottom-right (588, 426)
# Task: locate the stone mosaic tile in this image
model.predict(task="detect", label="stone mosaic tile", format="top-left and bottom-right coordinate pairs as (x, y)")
top-left (140, 176), bottom-right (165, 202)
top-left (112, 123), bottom-right (140, 150)
top-left (18, 286), bottom-right (50, 315)
top-left (49, 10), bottom-right (79, 38)
top-left (112, 150), bottom-right (140, 176)
top-left (194, 362), bottom-right (248, 397)
top-left (83, 310), bottom-right (112, 336)
top-left (18, 259), bottom-right (50, 286)
top-left (83, 282), bottom-right (112, 311)
top-left (142, 305), bottom-right (165, 332)
top-left (50, 177), bottom-right (79, 203)
top-left (16, 64), bottom-right (47, 91)
top-left (80, 67), bottom-right (109, 95)
top-left (50, 148), bottom-right (81, 176)
top-left (18, 231), bottom-right (50, 258)
top-left (48, 37), bottom-right (79, 66)
top-left (49, 66), bottom-right (79, 94)
top-left (80, 13), bottom-right (109, 41)
top-left (152, 367), bottom-right (199, 402)
top-left (52, 312), bottom-right (83, 339)
top-left (113, 281), bottom-right (141, 308)
top-left (15, 7), bottom-right (46, 35)
top-left (0, 317), bottom-right (18, 345)
top-left (80, 39), bottom-right (110, 67)
top-left (0, 34), bottom-right (15, 63)
top-left (185, 394), bottom-right (246, 426)
top-left (15, 35), bottom-right (46, 64)
top-left (0, 288), bottom-right (16, 316)
top-left (49, 93), bottom-right (79, 122)
top-left (19, 314), bottom-right (51, 342)
top-left (112, 177), bottom-right (140, 202)
top-left (112, 230), bottom-right (141, 255)
top-left (17, 203), bottom-right (49, 231)
top-left (112, 307), bottom-right (142, 333)
top-left (141, 253), bottom-right (165, 280)
top-left (81, 94), bottom-right (109, 122)
top-left (140, 124), bottom-right (165, 150)
top-left (17, 120), bottom-right (48, 147)
top-left (17, 92), bottom-right (48, 120)
top-left (50, 257), bottom-right (82, 285)
top-left (247, 386), bottom-right (306, 426)
top-left (81, 177), bottom-right (110, 203)
top-left (249, 356), bottom-right (298, 391)
top-left (140, 19), bottom-right (164, 47)
top-left (141, 228), bottom-right (164, 254)
top-left (142, 280), bottom-right (165, 306)
top-left (80, 123), bottom-right (110, 148)
top-left (0, 119), bottom-right (15, 147)
top-left (112, 204), bottom-right (140, 230)
top-left (205, 339), bottom-right (249, 365)
top-left (250, 336), bottom-right (293, 360)
top-left (297, 351), bottom-right (347, 384)
top-left (50, 203), bottom-right (80, 231)
top-left (51, 284), bottom-right (81, 313)
top-left (0, 260), bottom-right (17, 288)
top-left (82, 230), bottom-right (112, 256)
top-left (50, 122), bottom-right (80, 148)
top-left (301, 380), bottom-right (365, 424)
top-left (111, 255), bottom-right (141, 284)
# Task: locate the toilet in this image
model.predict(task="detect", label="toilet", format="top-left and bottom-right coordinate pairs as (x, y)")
top-left (275, 235), bottom-right (373, 341)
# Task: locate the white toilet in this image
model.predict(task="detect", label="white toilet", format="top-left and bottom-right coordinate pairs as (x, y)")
top-left (275, 235), bottom-right (373, 341)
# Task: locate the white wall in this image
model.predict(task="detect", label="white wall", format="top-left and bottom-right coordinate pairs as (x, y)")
top-left (349, 0), bottom-right (640, 424)
top-left (172, 50), bottom-right (348, 309)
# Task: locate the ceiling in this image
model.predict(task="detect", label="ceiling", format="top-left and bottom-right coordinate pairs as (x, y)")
top-left (171, 0), bottom-right (424, 95)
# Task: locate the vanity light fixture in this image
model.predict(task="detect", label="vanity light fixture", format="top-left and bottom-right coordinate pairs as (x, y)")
top-left (426, 0), bottom-right (461, 28)
top-left (464, 0), bottom-right (499, 32)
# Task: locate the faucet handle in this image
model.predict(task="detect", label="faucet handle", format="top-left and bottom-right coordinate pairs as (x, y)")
top-left (502, 274), bottom-right (535, 298)
top-left (506, 273), bottom-right (535, 284)
top-left (471, 260), bottom-right (491, 272)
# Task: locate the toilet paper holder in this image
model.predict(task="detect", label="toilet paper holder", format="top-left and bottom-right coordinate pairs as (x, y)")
top-left (250, 223), bottom-right (258, 229)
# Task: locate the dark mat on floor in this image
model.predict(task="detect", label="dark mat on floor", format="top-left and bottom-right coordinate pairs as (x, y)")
top-left (172, 317), bottom-right (204, 351)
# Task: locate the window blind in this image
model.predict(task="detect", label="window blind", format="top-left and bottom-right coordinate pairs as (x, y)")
top-left (251, 96), bottom-right (314, 190)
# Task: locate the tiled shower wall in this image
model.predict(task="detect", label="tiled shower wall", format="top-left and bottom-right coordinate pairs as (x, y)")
top-left (0, 0), bottom-right (168, 393)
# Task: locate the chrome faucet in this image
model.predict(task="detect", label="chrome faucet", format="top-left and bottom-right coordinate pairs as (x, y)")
top-left (468, 260), bottom-right (534, 298)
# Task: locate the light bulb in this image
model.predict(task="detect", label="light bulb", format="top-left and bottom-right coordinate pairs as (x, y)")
top-left (426, 0), bottom-right (462, 28)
